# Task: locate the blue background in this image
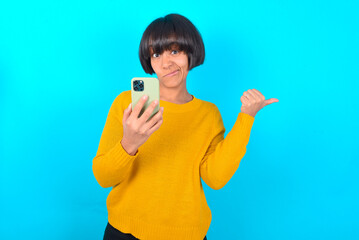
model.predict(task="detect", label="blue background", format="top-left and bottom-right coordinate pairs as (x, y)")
top-left (1, 0), bottom-right (358, 239)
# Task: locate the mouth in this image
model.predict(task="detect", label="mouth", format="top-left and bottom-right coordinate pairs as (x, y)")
top-left (164, 70), bottom-right (179, 77)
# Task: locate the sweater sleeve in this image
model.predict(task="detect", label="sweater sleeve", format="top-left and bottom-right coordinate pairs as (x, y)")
top-left (200, 106), bottom-right (255, 190)
top-left (92, 92), bottom-right (139, 188)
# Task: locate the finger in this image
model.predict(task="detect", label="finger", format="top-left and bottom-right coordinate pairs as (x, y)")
top-left (264, 98), bottom-right (279, 106)
top-left (138, 99), bottom-right (159, 124)
top-left (132, 95), bottom-right (149, 118)
top-left (243, 91), bottom-right (254, 101)
top-left (248, 89), bottom-right (261, 101)
top-left (251, 89), bottom-right (265, 100)
top-left (241, 95), bottom-right (250, 104)
top-left (142, 107), bottom-right (163, 130)
top-left (147, 116), bottom-right (164, 136)
top-left (122, 103), bottom-right (132, 124)
top-left (240, 95), bottom-right (246, 103)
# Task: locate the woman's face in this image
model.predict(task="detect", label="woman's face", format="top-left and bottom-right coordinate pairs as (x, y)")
top-left (150, 46), bottom-right (189, 89)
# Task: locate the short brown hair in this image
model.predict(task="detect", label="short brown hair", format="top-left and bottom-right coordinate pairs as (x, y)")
top-left (139, 14), bottom-right (205, 74)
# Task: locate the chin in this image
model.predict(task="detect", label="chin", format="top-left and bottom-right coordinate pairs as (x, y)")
top-left (160, 77), bottom-right (183, 88)
top-left (163, 82), bottom-right (181, 89)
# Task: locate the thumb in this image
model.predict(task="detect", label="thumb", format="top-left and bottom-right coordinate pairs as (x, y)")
top-left (264, 98), bottom-right (279, 106)
top-left (122, 103), bottom-right (132, 123)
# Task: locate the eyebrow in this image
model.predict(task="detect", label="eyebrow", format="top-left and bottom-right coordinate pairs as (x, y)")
top-left (148, 42), bottom-right (180, 54)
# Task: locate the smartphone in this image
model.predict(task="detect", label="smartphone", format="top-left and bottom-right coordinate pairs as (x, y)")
top-left (131, 77), bottom-right (160, 120)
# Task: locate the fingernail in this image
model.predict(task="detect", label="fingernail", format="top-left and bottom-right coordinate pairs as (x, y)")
top-left (142, 95), bottom-right (148, 100)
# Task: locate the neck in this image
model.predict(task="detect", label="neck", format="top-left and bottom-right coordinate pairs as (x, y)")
top-left (160, 88), bottom-right (193, 104)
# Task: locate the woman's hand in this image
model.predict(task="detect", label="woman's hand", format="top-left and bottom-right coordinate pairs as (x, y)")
top-left (121, 95), bottom-right (164, 155)
top-left (240, 89), bottom-right (279, 118)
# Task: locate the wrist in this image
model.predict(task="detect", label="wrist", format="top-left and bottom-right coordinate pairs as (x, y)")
top-left (241, 111), bottom-right (256, 118)
top-left (120, 139), bottom-right (138, 156)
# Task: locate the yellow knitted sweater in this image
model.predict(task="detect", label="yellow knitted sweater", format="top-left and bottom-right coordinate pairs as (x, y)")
top-left (93, 90), bottom-right (255, 240)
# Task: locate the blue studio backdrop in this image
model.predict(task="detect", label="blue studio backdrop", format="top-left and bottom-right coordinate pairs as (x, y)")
top-left (0, 0), bottom-right (358, 239)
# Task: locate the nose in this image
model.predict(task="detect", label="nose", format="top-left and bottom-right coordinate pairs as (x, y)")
top-left (160, 52), bottom-right (173, 69)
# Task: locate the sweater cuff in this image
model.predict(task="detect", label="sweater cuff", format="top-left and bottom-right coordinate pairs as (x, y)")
top-left (232, 112), bottom-right (255, 144)
top-left (238, 112), bottom-right (255, 125)
top-left (107, 140), bottom-right (139, 168)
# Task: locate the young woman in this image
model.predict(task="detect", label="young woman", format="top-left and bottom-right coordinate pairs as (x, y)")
top-left (93, 13), bottom-right (278, 240)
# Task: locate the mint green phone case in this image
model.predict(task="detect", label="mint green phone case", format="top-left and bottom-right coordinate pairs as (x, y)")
top-left (131, 77), bottom-right (160, 120)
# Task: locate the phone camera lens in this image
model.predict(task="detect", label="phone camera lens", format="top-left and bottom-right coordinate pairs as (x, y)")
top-left (133, 80), bottom-right (144, 91)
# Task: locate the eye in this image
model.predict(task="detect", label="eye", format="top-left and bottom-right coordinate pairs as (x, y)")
top-left (152, 53), bottom-right (160, 58)
top-left (171, 50), bottom-right (179, 55)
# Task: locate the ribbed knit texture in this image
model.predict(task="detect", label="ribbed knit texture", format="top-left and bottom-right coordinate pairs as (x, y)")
top-left (93, 90), bottom-right (255, 240)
